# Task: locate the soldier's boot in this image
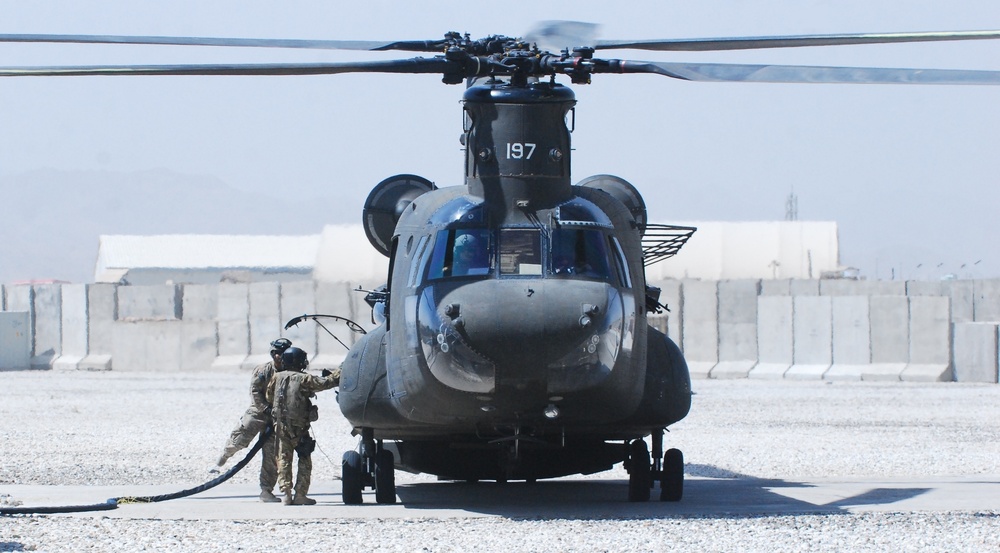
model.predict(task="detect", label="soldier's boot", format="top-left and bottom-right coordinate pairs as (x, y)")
top-left (292, 495), bottom-right (317, 506)
top-left (259, 489), bottom-right (281, 503)
top-left (282, 490), bottom-right (294, 505)
top-left (216, 446), bottom-right (239, 467)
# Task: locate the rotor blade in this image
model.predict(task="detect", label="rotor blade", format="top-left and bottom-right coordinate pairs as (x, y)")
top-left (595, 30), bottom-right (1000, 52)
top-left (604, 60), bottom-right (1000, 85)
top-left (0, 57), bottom-right (455, 77)
top-left (0, 33), bottom-right (446, 52)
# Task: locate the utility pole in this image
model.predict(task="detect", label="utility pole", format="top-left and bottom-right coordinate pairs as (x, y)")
top-left (785, 190), bottom-right (798, 221)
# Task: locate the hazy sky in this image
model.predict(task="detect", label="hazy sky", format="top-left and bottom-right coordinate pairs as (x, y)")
top-left (2, 0), bottom-right (999, 281)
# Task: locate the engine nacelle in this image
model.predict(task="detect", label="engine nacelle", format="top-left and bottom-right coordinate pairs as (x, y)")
top-left (363, 174), bottom-right (436, 256)
top-left (577, 174), bottom-right (648, 235)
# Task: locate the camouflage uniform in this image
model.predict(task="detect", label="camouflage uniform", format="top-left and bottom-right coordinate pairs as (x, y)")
top-left (266, 367), bottom-right (340, 504)
top-left (219, 360), bottom-right (279, 497)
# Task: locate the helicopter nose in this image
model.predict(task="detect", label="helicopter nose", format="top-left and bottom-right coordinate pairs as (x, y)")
top-left (417, 280), bottom-right (626, 395)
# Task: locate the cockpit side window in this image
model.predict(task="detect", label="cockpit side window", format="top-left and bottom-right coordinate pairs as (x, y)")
top-left (407, 234), bottom-right (430, 288)
top-left (550, 228), bottom-right (613, 281)
top-left (609, 235), bottom-right (633, 288)
top-left (426, 228), bottom-right (491, 280)
top-left (499, 229), bottom-right (542, 276)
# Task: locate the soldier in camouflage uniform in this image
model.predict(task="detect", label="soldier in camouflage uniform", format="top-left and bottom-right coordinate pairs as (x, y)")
top-left (266, 346), bottom-right (341, 505)
top-left (217, 337), bottom-right (292, 503)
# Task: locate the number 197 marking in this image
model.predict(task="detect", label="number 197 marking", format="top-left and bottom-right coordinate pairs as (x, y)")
top-left (506, 142), bottom-right (536, 159)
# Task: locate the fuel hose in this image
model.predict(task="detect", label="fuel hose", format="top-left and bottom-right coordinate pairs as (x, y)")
top-left (0, 427), bottom-right (271, 516)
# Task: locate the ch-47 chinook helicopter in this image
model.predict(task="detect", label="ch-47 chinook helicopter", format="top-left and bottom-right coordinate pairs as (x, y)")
top-left (4, 22), bottom-right (1000, 504)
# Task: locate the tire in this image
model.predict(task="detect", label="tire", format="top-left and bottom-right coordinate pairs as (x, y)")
top-left (374, 449), bottom-right (397, 505)
top-left (627, 439), bottom-right (651, 502)
top-left (342, 450), bottom-right (364, 505)
top-left (660, 448), bottom-right (684, 502)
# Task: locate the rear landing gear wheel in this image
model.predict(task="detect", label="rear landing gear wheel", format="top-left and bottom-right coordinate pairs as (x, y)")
top-left (342, 450), bottom-right (364, 505)
top-left (660, 448), bottom-right (684, 502)
top-left (627, 439), bottom-right (651, 502)
top-left (374, 449), bottom-right (397, 504)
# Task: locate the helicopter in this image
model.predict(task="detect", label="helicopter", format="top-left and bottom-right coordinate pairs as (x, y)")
top-left (4, 23), bottom-right (1000, 505)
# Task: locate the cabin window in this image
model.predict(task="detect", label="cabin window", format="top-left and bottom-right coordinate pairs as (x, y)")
top-left (499, 228), bottom-right (542, 275)
top-left (426, 228), bottom-right (491, 280)
top-left (549, 228), bottom-right (613, 280)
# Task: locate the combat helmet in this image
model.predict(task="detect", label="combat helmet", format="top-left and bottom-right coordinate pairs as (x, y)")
top-left (455, 233), bottom-right (478, 251)
top-left (281, 346), bottom-right (309, 371)
top-left (270, 337), bottom-right (292, 354)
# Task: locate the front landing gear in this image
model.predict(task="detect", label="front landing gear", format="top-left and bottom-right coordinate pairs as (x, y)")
top-left (624, 428), bottom-right (684, 502)
top-left (627, 439), bottom-right (652, 501)
top-left (341, 428), bottom-right (397, 505)
top-left (660, 447), bottom-right (684, 502)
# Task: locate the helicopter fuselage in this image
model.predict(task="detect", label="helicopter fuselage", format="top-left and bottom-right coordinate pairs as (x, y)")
top-left (339, 79), bottom-right (691, 480)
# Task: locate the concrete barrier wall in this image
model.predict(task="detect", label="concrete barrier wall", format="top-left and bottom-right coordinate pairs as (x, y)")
top-left (214, 283), bottom-right (250, 370)
top-left (54, 284), bottom-right (87, 371)
top-left (680, 279), bottom-right (718, 379)
top-left (826, 296), bottom-right (870, 381)
top-left (5, 278), bottom-right (1000, 382)
top-left (0, 311), bottom-right (30, 370)
top-left (973, 280), bottom-right (1000, 322)
top-left (952, 322), bottom-right (999, 383)
top-left (713, 280), bottom-right (759, 378)
top-left (246, 282), bottom-right (282, 370)
top-left (751, 295), bottom-right (792, 379)
top-left (181, 284), bottom-right (218, 321)
top-left (658, 280), bottom-right (682, 342)
top-left (905, 296), bottom-right (952, 382)
top-left (25, 285), bottom-right (61, 368)
top-left (118, 285), bottom-right (181, 321)
top-left (788, 296), bottom-right (832, 379)
top-left (81, 284), bottom-right (115, 370)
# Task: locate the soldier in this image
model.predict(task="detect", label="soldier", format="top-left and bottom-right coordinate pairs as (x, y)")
top-left (217, 337), bottom-right (291, 503)
top-left (266, 346), bottom-right (340, 505)
top-left (451, 232), bottom-right (488, 276)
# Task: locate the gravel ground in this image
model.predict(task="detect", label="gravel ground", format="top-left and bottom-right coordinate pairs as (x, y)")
top-left (1, 371), bottom-right (999, 552)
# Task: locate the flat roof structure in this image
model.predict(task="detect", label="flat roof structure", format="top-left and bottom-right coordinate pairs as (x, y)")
top-left (94, 234), bottom-right (321, 285)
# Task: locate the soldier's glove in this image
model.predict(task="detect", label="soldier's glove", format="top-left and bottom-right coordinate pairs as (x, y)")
top-left (321, 368), bottom-right (332, 377)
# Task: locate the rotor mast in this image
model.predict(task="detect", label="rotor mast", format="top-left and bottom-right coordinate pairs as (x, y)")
top-left (462, 79), bottom-right (576, 221)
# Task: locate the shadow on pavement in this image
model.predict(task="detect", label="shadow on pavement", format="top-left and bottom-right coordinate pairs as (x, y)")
top-left (393, 472), bottom-right (932, 519)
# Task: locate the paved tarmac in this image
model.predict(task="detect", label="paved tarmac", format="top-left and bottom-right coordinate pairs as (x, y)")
top-left (4, 475), bottom-right (998, 520)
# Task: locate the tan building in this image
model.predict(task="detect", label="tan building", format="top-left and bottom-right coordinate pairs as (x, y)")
top-left (94, 234), bottom-right (322, 285)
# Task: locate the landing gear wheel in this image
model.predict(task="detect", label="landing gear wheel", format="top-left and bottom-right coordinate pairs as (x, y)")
top-left (627, 439), bottom-right (652, 502)
top-left (660, 448), bottom-right (684, 502)
top-left (342, 450), bottom-right (364, 505)
top-left (374, 449), bottom-right (397, 504)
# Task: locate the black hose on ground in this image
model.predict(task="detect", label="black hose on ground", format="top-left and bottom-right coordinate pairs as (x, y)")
top-left (0, 428), bottom-right (271, 516)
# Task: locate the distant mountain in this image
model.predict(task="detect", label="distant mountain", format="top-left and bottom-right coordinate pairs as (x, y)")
top-left (0, 169), bottom-right (356, 283)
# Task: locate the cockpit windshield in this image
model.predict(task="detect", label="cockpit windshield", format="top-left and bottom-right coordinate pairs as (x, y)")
top-left (424, 225), bottom-right (617, 283)
top-left (550, 227), bottom-right (613, 280)
top-left (500, 228), bottom-right (542, 276)
top-left (427, 228), bottom-right (491, 280)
